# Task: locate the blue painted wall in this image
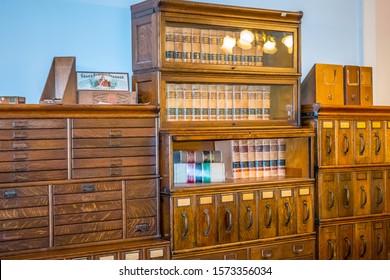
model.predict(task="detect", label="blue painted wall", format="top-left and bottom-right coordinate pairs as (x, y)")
top-left (0, 0), bottom-right (362, 103)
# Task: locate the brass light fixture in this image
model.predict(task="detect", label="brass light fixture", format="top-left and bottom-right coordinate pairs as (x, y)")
top-left (282, 34), bottom-right (293, 54)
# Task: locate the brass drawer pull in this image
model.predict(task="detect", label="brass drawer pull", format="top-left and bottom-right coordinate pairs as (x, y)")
top-left (359, 133), bottom-right (365, 155)
top-left (327, 239), bottom-right (335, 260)
top-left (13, 143), bottom-right (28, 150)
top-left (245, 206), bottom-right (253, 230)
top-left (360, 235), bottom-right (367, 257)
top-left (82, 184), bottom-right (96, 192)
top-left (344, 237), bottom-right (351, 259)
top-left (293, 244), bottom-right (304, 254)
top-left (344, 185), bottom-right (350, 208)
top-left (377, 234), bottom-right (384, 255)
top-left (374, 133), bottom-right (381, 155)
top-left (360, 186), bottom-right (367, 208)
top-left (376, 186), bottom-right (383, 206)
top-left (135, 223), bottom-right (150, 232)
top-left (328, 189), bottom-right (335, 209)
top-left (343, 134), bottom-right (349, 155)
top-left (225, 207), bottom-right (233, 233)
top-left (265, 204), bottom-right (272, 228)
top-left (325, 133), bottom-right (332, 155)
top-left (181, 211), bottom-right (188, 239)
top-left (284, 202), bottom-right (291, 226)
top-left (203, 209), bottom-right (210, 236)
top-left (261, 249), bottom-right (273, 259)
top-left (302, 200), bottom-right (310, 224)
top-left (4, 189), bottom-right (17, 198)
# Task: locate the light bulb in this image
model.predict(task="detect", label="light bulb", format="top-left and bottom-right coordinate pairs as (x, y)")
top-left (239, 29), bottom-right (254, 44)
top-left (263, 40), bottom-right (277, 54)
top-left (282, 35), bottom-right (293, 54)
top-left (220, 35), bottom-right (236, 54)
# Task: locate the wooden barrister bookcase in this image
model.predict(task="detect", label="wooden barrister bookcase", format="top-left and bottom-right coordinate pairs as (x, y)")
top-left (131, 0), bottom-right (316, 259)
top-left (302, 104), bottom-right (390, 260)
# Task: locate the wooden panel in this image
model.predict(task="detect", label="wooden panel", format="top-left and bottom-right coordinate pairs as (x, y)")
top-left (338, 172), bottom-right (354, 217)
top-left (386, 121), bottom-right (390, 163)
top-left (173, 196), bottom-right (196, 251)
top-left (360, 66), bottom-right (373, 106)
top-left (250, 239), bottom-right (315, 260)
top-left (0, 159), bottom-right (67, 173)
top-left (238, 191), bottom-right (258, 241)
top-left (354, 121), bottom-right (370, 164)
top-left (0, 237), bottom-right (49, 252)
top-left (372, 221), bottom-right (386, 260)
top-left (319, 120), bottom-right (336, 166)
top-left (72, 137), bottom-right (155, 148)
top-left (0, 149), bottom-right (67, 162)
top-left (296, 186), bottom-right (314, 234)
top-left (371, 170), bottom-right (385, 214)
top-left (217, 193), bottom-right (238, 244)
top-left (73, 156), bottom-right (155, 169)
top-left (127, 198), bottom-right (157, 218)
top-left (196, 195), bottom-right (217, 247)
top-left (72, 166), bottom-right (156, 179)
top-left (338, 224), bottom-right (354, 260)
top-left (370, 121), bottom-right (385, 163)
top-left (72, 146), bottom-right (156, 158)
top-left (54, 220), bottom-right (122, 235)
top-left (318, 173), bottom-right (338, 219)
top-left (54, 230), bottom-right (123, 246)
top-left (73, 118), bottom-right (155, 128)
top-left (127, 217), bottom-right (157, 238)
top-left (53, 181), bottom-right (122, 195)
top-left (318, 225), bottom-right (338, 260)
top-left (0, 217), bottom-right (48, 231)
top-left (0, 129), bottom-right (67, 140)
top-left (277, 188), bottom-right (296, 236)
top-left (258, 190), bottom-right (277, 238)
top-left (0, 170), bottom-right (68, 183)
top-left (54, 210), bottom-right (122, 226)
top-left (0, 139), bottom-right (67, 151)
top-left (344, 65), bottom-right (360, 105)
top-left (354, 222), bottom-right (371, 260)
top-left (354, 171), bottom-right (370, 216)
top-left (336, 120), bottom-right (354, 165)
top-left (126, 179), bottom-right (157, 199)
top-left (0, 119), bottom-right (66, 129)
top-left (54, 201), bottom-right (122, 215)
top-left (72, 128), bottom-right (155, 138)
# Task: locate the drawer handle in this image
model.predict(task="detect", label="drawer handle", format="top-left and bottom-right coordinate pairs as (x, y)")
top-left (360, 186), bottom-right (367, 208)
top-left (82, 184), bottom-right (96, 192)
top-left (4, 189), bottom-right (17, 198)
top-left (261, 249), bottom-right (273, 259)
top-left (110, 139), bottom-right (121, 147)
top-left (344, 237), bottom-right (352, 259)
top-left (374, 133), bottom-right (381, 155)
top-left (365, 95), bottom-right (370, 101)
top-left (327, 239), bottom-right (335, 260)
top-left (377, 234), bottom-right (384, 255)
top-left (328, 94), bottom-right (333, 100)
top-left (293, 244), bottom-right (304, 254)
top-left (13, 143), bottom-right (28, 150)
top-left (13, 152), bottom-right (28, 161)
top-left (135, 223), bottom-right (150, 232)
top-left (245, 206), bottom-right (253, 230)
top-left (284, 202), bottom-right (291, 226)
top-left (13, 120), bottom-right (28, 128)
top-left (302, 200), bottom-right (310, 224)
top-left (325, 133), bottom-right (332, 155)
top-left (328, 189), bottom-right (335, 209)
top-left (359, 133), bottom-right (365, 155)
top-left (203, 209), bottom-right (210, 236)
top-left (342, 134), bottom-right (349, 155)
top-left (13, 131), bottom-right (28, 139)
top-left (360, 235), bottom-right (367, 258)
top-left (110, 159), bottom-right (123, 167)
top-left (376, 186), bottom-right (383, 206)
top-left (110, 130), bottom-right (122, 137)
top-left (344, 185), bottom-right (350, 208)
top-left (110, 168), bottom-right (122, 176)
top-left (265, 203), bottom-right (272, 228)
top-left (14, 173), bottom-right (28, 182)
top-left (14, 162), bottom-right (28, 172)
top-left (181, 211), bottom-right (188, 239)
top-left (225, 208), bottom-right (233, 233)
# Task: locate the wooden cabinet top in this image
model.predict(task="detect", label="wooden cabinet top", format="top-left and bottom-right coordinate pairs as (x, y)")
top-left (131, 0), bottom-right (303, 23)
top-left (0, 104), bottom-right (159, 119)
top-left (302, 104), bottom-right (390, 119)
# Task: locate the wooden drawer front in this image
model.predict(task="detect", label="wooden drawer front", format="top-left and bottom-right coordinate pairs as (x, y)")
top-left (217, 193), bottom-right (238, 244)
top-left (259, 190), bottom-right (277, 239)
top-left (371, 170), bottom-right (385, 214)
top-left (319, 121), bottom-right (336, 166)
top-left (238, 192), bottom-right (258, 242)
top-left (145, 246), bottom-right (169, 260)
top-left (338, 224), bottom-right (354, 260)
top-left (296, 186), bottom-right (314, 234)
top-left (0, 119), bottom-right (66, 129)
top-left (344, 65), bottom-right (360, 105)
top-left (0, 129), bottom-right (67, 140)
top-left (372, 221), bottom-right (386, 260)
top-left (0, 139), bottom-right (67, 151)
top-left (0, 186), bottom-right (49, 252)
top-left (318, 173), bottom-right (338, 219)
top-left (360, 66), bottom-right (373, 106)
top-left (196, 195), bottom-right (217, 247)
top-left (127, 217), bottom-right (157, 238)
top-left (0, 150), bottom-right (67, 162)
top-left (354, 121), bottom-right (370, 164)
top-left (337, 121), bottom-right (354, 165)
top-left (127, 198), bottom-right (157, 219)
top-left (338, 172), bottom-right (354, 217)
top-left (354, 222), bottom-right (371, 260)
top-left (371, 121), bottom-right (385, 163)
top-left (174, 249), bottom-right (248, 260)
top-left (387, 170), bottom-right (390, 214)
top-left (315, 64), bottom-right (344, 105)
top-left (72, 128), bottom-right (155, 139)
top-left (73, 156), bottom-right (156, 169)
top-left (72, 146), bottom-right (156, 159)
top-left (53, 181), bottom-right (123, 246)
top-left (0, 170), bottom-right (68, 183)
top-left (73, 166), bottom-right (157, 179)
top-left (318, 226), bottom-right (338, 260)
top-left (251, 239), bottom-right (315, 260)
top-left (73, 137), bottom-right (156, 148)
top-left (277, 189), bottom-right (296, 236)
top-left (126, 179), bottom-right (157, 199)
top-left (72, 118), bottom-right (155, 128)
top-left (354, 171), bottom-right (370, 216)
top-left (0, 159), bottom-right (67, 173)
top-left (173, 197), bottom-right (196, 251)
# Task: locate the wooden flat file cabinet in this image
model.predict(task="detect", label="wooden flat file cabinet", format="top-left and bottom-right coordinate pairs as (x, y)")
top-left (302, 104), bottom-right (390, 260)
top-left (0, 105), bottom-right (169, 260)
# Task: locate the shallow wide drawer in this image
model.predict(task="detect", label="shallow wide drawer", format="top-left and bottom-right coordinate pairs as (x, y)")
top-left (72, 118), bottom-right (155, 128)
top-left (0, 128), bottom-right (67, 140)
top-left (73, 156), bottom-right (155, 169)
top-left (0, 139), bottom-right (67, 151)
top-left (72, 128), bottom-right (155, 138)
top-left (126, 179), bottom-right (157, 199)
top-left (53, 181), bottom-right (122, 195)
top-left (0, 170), bottom-right (68, 183)
top-left (72, 146), bottom-right (156, 158)
top-left (72, 137), bottom-right (156, 149)
top-left (250, 239), bottom-right (315, 260)
top-left (0, 119), bottom-right (67, 129)
top-left (127, 217), bottom-right (157, 238)
top-left (53, 229), bottom-right (123, 247)
top-left (72, 166), bottom-right (157, 179)
top-left (0, 159), bottom-right (67, 173)
top-left (0, 149), bottom-right (67, 162)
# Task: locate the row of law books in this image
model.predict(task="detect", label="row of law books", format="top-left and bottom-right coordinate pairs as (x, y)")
top-left (166, 83), bottom-right (271, 121)
top-left (215, 138), bottom-right (286, 179)
top-left (165, 26), bottom-right (264, 66)
top-left (173, 151), bottom-right (225, 184)
top-left (0, 96), bottom-right (26, 104)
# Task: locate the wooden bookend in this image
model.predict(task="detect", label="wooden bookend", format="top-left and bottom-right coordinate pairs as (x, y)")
top-left (40, 56), bottom-right (77, 104)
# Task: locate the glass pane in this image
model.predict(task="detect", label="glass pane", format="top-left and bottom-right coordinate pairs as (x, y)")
top-left (165, 24), bottom-right (294, 69)
top-left (165, 83), bottom-right (294, 122)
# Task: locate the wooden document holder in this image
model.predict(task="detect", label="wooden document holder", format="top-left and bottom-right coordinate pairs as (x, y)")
top-left (40, 56), bottom-right (77, 104)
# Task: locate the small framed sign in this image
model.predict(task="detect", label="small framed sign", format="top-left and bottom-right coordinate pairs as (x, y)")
top-left (77, 72), bottom-right (130, 91)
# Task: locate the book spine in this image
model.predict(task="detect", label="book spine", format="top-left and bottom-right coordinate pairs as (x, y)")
top-left (247, 85), bottom-right (257, 120)
top-left (183, 83), bottom-right (193, 121)
top-left (232, 85), bottom-right (241, 120)
top-left (174, 27), bottom-right (183, 63)
top-left (200, 84), bottom-right (209, 121)
top-left (255, 139), bottom-right (264, 178)
top-left (262, 139), bottom-right (270, 177)
top-left (255, 85), bottom-right (264, 120)
top-left (165, 26), bottom-right (175, 62)
top-left (209, 29), bottom-right (218, 64)
top-left (166, 83), bottom-right (177, 121)
top-left (200, 29), bottom-right (210, 64)
top-left (225, 85), bottom-right (233, 120)
top-left (239, 139), bottom-right (249, 179)
top-left (175, 84), bottom-right (185, 121)
top-left (241, 85), bottom-right (248, 120)
top-left (192, 84), bottom-right (201, 121)
top-left (216, 30), bottom-right (226, 65)
top-left (187, 163), bottom-right (195, 183)
top-left (217, 84), bottom-right (226, 120)
top-left (269, 139), bottom-right (278, 177)
top-left (202, 162), bottom-right (211, 183)
top-left (210, 163), bottom-right (225, 182)
top-left (173, 163), bottom-right (186, 183)
top-left (192, 28), bottom-right (201, 64)
top-left (233, 31), bottom-right (241, 66)
top-left (209, 84), bottom-right (217, 121)
top-left (255, 31), bottom-right (264, 67)
top-left (182, 27), bottom-right (192, 63)
top-left (195, 163), bottom-right (203, 183)
top-left (232, 140), bottom-right (241, 179)
top-left (262, 86), bottom-right (271, 120)
top-left (226, 31), bottom-right (234, 65)
top-left (277, 138), bottom-right (286, 176)
top-left (247, 139), bottom-right (256, 178)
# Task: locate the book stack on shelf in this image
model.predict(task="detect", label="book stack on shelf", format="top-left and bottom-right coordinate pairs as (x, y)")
top-left (165, 26), bottom-right (264, 66)
top-left (0, 96), bottom-right (26, 104)
top-left (215, 138), bottom-right (286, 179)
top-left (173, 150), bottom-right (225, 184)
top-left (166, 83), bottom-right (270, 121)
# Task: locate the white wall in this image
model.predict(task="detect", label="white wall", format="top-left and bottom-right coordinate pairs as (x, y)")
top-left (0, 0), bottom-right (363, 103)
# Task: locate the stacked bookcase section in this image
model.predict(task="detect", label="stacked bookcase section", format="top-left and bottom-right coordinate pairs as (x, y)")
top-left (131, 0), bottom-right (315, 259)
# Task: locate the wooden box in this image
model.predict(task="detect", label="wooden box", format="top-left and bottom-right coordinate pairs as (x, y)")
top-left (344, 65), bottom-right (360, 105)
top-left (77, 90), bottom-right (137, 104)
top-left (301, 63), bottom-right (344, 105)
